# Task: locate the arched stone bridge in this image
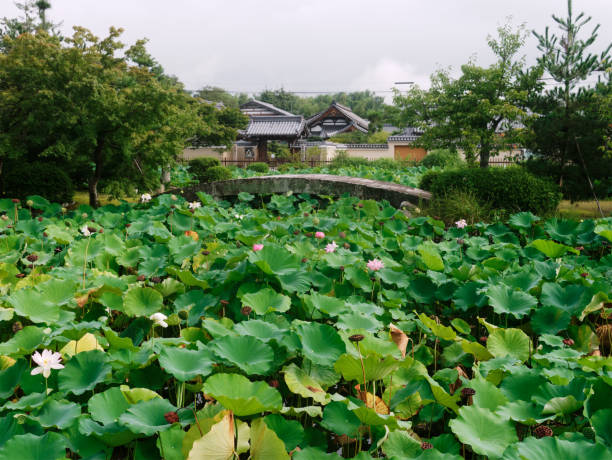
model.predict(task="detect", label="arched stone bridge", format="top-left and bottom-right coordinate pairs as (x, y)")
top-left (180, 174), bottom-right (431, 208)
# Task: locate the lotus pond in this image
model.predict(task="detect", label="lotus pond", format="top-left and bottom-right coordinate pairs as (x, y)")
top-left (0, 193), bottom-right (611, 459)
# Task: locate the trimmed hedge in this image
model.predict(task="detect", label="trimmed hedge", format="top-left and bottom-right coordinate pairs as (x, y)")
top-left (188, 157), bottom-right (221, 182)
top-left (2, 161), bottom-right (74, 204)
top-left (246, 162), bottom-right (269, 173)
top-left (419, 167), bottom-right (562, 215)
top-left (200, 166), bottom-right (232, 183)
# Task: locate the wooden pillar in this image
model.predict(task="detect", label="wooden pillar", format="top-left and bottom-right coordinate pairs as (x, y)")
top-left (257, 138), bottom-right (268, 162)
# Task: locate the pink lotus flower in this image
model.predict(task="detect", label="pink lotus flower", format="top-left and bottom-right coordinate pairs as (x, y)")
top-left (325, 241), bottom-right (338, 253)
top-left (252, 244), bottom-right (264, 252)
top-left (367, 259), bottom-right (384, 271)
top-left (455, 219), bottom-right (468, 229)
top-left (314, 231), bottom-right (325, 239)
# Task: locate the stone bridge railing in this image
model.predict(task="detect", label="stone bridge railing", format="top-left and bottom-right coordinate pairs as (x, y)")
top-left (179, 174), bottom-right (431, 208)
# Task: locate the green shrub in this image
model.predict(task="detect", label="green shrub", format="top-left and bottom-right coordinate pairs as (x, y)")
top-left (425, 190), bottom-right (491, 225)
top-left (247, 162), bottom-right (269, 173)
top-left (277, 162), bottom-right (308, 172)
top-left (2, 161), bottom-right (74, 204)
top-left (419, 166), bottom-right (561, 215)
top-left (330, 151), bottom-right (369, 168)
top-left (188, 157), bottom-right (221, 181)
top-left (421, 149), bottom-right (463, 169)
top-left (522, 158), bottom-right (612, 201)
top-left (201, 166), bottom-right (232, 183)
top-left (370, 158), bottom-right (399, 170)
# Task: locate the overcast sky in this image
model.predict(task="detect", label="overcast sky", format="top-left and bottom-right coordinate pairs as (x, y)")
top-left (2, 0), bottom-right (611, 97)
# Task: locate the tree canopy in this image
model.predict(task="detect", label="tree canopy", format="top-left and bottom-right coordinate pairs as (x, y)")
top-left (525, 0), bottom-right (611, 195)
top-left (394, 23), bottom-right (541, 167)
top-left (0, 27), bottom-right (245, 206)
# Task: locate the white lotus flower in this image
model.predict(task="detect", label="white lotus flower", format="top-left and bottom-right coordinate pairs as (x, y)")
top-left (141, 193), bottom-right (152, 203)
top-left (188, 201), bottom-right (201, 210)
top-left (80, 225), bottom-right (91, 237)
top-left (31, 349), bottom-right (64, 378)
top-left (150, 312), bottom-right (168, 328)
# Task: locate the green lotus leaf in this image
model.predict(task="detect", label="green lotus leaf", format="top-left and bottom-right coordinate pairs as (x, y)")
top-left (320, 401), bottom-right (361, 437)
top-left (487, 328), bottom-right (531, 363)
top-left (495, 400), bottom-right (550, 425)
top-left (296, 322), bottom-right (346, 366)
top-left (158, 346), bottom-right (215, 381)
top-left (58, 350), bottom-right (111, 395)
top-left (0, 359), bottom-right (27, 399)
top-left (591, 408), bottom-right (612, 446)
top-left (233, 319), bottom-right (285, 342)
top-left (203, 373), bottom-right (282, 416)
top-left (280, 405), bottom-right (322, 418)
top-left (0, 433), bottom-right (67, 460)
top-left (452, 282), bottom-right (487, 311)
top-left (249, 245), bottom-right (300, 276)
top-left (530, 239), bottom-right (578, 258)
top-left (88, 386), bottom-right (131, 425)
top-left (283, 363), bottom-right (330, 404)
top-left (250, 416), bottom-right (290, 460)
top-left (409, 276), bottom-right (437, 304)
top-left (119, 398), bottom-right (178, 436)
top-left (303, 292), bottom-right (347, 316)
top-left (120, 386), bottom-right (162, 404)
top-left (542, 395), bottom-right (582, 415)
top-left (79, 416), bottom-right (140, 447)
top-left (264, 414), bottom-right (304, 452)
top-left (418, 245), bottom-right (444, 271)
top-left (417, 313), bottom-right (457, 340)
top-left (512, 436), bottom-right (611, 460)
top-left (334, 353), bottom-right (399, 382)
top-left (531, 306), bottom-right (571, 335)
top-left (293, 447), bottom-right (342, 460)
top-left (508, 212), bottom-right (540, 229)
top-left (210, 335), bottom-right (275, 375)
top-left (241, 287), bottom-right (291, 315)
top-left (157, 424), bottom-right (186, 460)
top-left (381, 430), bottom-right (422, 459)
top-left (122, 286), bottom-right (164, 317)
top-left (486, 285), bottom-right (537, 318)
top-left (449, 405), bottom-right (517, 458)
top-left (7, 288), bottom-right (62, 323)
top-left (467, 374), bottom-right (508, 411)
top-left (540, 283), bottom-right (589, 315)
top-left (37, 399), bottom-right (81, 429)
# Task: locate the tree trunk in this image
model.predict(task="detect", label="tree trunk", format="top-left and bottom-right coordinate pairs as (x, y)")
top-left (88, 177), bottom-right (99, 208)
top-left (159, 167), bottom-right (171, 193)
top-left (88, 139), bottom-right (105, 208)
top-left (479, 143), bottom-right (491, 168)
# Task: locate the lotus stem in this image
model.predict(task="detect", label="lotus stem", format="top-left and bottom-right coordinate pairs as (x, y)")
top-left (82, 237), bottom-right (91, 290)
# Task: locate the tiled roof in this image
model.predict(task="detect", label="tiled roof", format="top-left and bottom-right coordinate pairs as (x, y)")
top-left (242, 116), bottom-right (306, 138)
top-left (306, 102), bottom-right (370, 134)
top-left (387, 127), bottom-right (423, 142)
top-left (240, 99), bottom-right (295, 117)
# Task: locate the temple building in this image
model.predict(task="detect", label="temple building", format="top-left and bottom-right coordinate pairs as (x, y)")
top-left (306, 101), bottom-right (369, 139)
top-left (182, 99), bottom-right (428, 163)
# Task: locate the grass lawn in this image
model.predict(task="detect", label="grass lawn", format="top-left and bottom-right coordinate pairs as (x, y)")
top-left (557, 199), bottom-right (612, 219)
top-left (73, 190), bottom-right (137, 207)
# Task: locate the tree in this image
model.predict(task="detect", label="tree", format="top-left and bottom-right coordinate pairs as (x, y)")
top-left (0, 0), bottom-right (61, 51)
top-left (0, 28), bottom-right (206, 206)
top-left (395, 23), bottom-right (541, 167)
top-left (527, 0), bottom-right (611, 189)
